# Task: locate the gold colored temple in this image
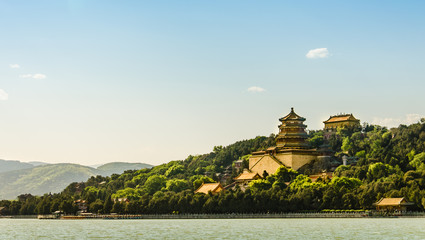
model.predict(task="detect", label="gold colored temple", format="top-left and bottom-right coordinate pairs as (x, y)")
top-left (249, 108), bottom-right (317, 176)
top-left (323, 114), bottom-right (360, 130)
top-left (195, 183), bottom-right (224, 195)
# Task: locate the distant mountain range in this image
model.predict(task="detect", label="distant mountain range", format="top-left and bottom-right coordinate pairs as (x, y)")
top-left (0, 160), bottom-right (153, 200)
top-left (0, 159), bottom-right (35, 173)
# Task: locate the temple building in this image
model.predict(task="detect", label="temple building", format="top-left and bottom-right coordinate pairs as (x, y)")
top-left (375, 197), bottom-right (413, 212)
top-left (323, 114), bottom-right (360, 130)
top-left (233, 170), bottom-right (262, 190)
top-left (195, 183), bottom-right (224, 195)
top-left (249, 108), bottom-right (317, 176)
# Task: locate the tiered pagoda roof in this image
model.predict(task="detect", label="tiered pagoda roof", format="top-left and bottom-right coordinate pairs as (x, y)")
top-left (275, 108), bottom-right (309, 149)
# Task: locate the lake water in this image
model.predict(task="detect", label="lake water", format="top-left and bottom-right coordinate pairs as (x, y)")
top-left (1, 218), bottom-right (425, 239)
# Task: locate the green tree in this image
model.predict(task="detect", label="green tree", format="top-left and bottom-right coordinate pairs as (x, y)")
top-left (59, 200), bottom-right (75, 214)
top-left (103, 194), bottom-right (113, 213)
top-left (274, 166), bottom-right (299, 182)
top-left (89, 199), bottom-right (104, 213)
top-left (367, 162), bottom-right (395, 181)
top-left (409, 152), bottom-right (425, 170)
top-left (113, 188), bottom-right (143, 200)
top-left (111, 201), bottom-right (124, 214)
top-left (143, 175), bottom-right (167, 194)
top-left (165, 164), bottom-right (185, 177)
top-left (249, 179), bottom-right (272, 192)
top-left (330, 177), bottom-right (362, 191)
top-left (191, 176), bottom-right (215, 190)
top-left (166, 179), bottom-right (190, 193)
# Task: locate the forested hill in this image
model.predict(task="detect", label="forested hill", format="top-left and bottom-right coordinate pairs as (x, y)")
top-left (2, 120), bottom-right (425, 215)
top-left (183, 135), bottom-right (276, 175)
top-left (0, 162), bottom-right (153, 200)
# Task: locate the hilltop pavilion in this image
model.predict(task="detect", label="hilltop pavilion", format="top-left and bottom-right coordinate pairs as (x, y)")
top-left (323, 114), bottom-right (360, 130)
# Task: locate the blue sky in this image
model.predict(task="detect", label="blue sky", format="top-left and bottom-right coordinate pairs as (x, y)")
top-left (1, 1), bottom-right (424, 165)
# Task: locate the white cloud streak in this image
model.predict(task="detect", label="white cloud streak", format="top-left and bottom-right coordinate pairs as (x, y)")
top-left (372, 114), bottom-right (424, 128)
top-left (0, 89), bottom-right (8, 100)
top-left (9, 64), bottom-right (20, 69)
top-left (32, 73), bottom-right (47, 79)
top-left (247, 86), bottom-right (266, 93)
top-left (20, 73), bottom-right (47, 79)
top-left (20, 74), bottom-right (32, 78)
top-left (306, 48), bottom-right (329, 59)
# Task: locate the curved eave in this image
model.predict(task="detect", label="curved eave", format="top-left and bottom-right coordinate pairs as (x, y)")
top-left (279, 108), bottom-right (306, 122)
top-left (323, 119), bottom-right (360, 124)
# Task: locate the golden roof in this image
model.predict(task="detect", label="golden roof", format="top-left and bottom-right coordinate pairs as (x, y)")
top-left (234, 172), bottom-right (261, 181)
top-left (376, 198), bottom-right (406, 206)
top-left (279, 108), bottom-right (306, 122)
top-left (194, 183), bottom-right (223, 194)
top-left (323, 114), bottom-right (359, 123)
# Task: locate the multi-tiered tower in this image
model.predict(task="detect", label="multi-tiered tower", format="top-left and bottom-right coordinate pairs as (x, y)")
top-left (276, 108), bottom-right (309, 149)
top-left (249, 108), bottom-right (317, 176)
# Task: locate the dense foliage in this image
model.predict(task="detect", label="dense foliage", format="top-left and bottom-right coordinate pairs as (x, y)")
top-left (1, 119), bottom-right (425, 215)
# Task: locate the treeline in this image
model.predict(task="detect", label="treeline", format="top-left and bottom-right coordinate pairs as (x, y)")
top-left (1, 119), bottom-right (425, 215)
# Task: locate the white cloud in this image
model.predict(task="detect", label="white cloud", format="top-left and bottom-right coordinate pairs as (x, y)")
top-left (0, 89), bottom-right (8, 100)
top-left (306, 48), bottom-right (329, 59)
top-left (372, 114), bottom-right (424, 128)
top-left (19, 74), bottom-right (32, 78)
top-left (247, 86), bottom-right (266, 93)
top-left (9, 64), bottom-right (20, 69)
top-left (32, 73), bottom-right (47, 79)
top-left (19, 73), bottom-right (47, 79)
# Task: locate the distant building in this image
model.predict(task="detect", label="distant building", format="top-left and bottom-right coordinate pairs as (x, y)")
top-left (215, 172), bottom-right (232, 185)
top-left (234, 170), bottom-right (262, 183)
top-left (220, 173), bottom-right (232, 185)
top-left (323, 114), bottom-right (360, 131)
top-left (249, 108), bottom-right (318, 175)
top-left (74, 199), bottom-right (87, 213)
top-left (375, 197), bottom-right (414, 212)
top-left (0, 207), bottom-right (6, 215)
top-left (309, 172), bottom-right (333, 182)
top-left (224, 165), bottom-right (232, 174)
top-left (234, 159), bottom-right (244, 172)
top-left (195, 183), bottom-right (224, 195)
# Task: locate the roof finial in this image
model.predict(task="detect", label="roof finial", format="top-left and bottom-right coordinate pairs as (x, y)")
top-left (291, 107), bottom-right (294, 112)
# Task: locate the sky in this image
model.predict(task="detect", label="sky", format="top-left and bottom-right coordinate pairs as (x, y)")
top-left (1, 1), bottom-right (425, 166)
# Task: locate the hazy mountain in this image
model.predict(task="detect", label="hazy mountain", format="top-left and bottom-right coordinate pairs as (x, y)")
top-left (0, 164), bottom-right (97, 200)
top-left (0, 159), bottom-right (34, 173)
top-left (97, 162), bottom-right (153, 175)
top-left (88, 164), bottom-right (103, 168)
top-left (27, 161), bottom-right (50, 167)
top-left (0, 162), bottom-right (152, 200)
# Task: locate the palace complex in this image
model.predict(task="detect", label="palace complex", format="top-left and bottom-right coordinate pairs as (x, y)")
top-left (247, 108), bottom-right (360, 177)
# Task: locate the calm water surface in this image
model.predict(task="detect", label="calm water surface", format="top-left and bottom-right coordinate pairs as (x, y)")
top-left (1, 218), bottom-right (425, 239)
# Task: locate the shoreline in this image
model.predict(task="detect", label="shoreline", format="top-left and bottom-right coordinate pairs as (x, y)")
top-left (3, 212), bottom-right (425, 220)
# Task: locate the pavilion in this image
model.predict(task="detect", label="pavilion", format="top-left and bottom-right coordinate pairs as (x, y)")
top-left (375, 197), bottom-right (414, 212)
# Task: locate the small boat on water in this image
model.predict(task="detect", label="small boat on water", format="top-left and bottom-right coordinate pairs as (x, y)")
top-left (38, 214), bottom-right (59, 219)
